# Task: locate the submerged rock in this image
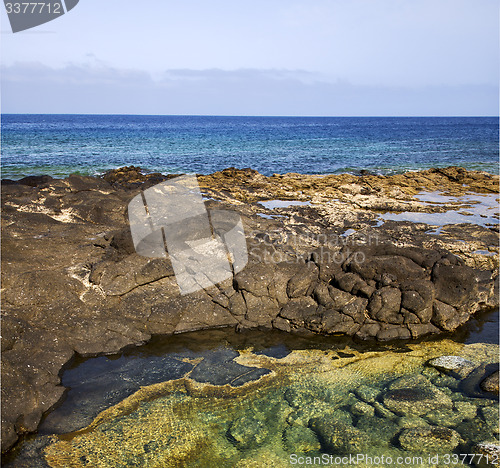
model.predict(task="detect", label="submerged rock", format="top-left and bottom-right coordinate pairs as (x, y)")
top-left (480, 406), bottom-right (500, 434)
top-left (398, 427), bottom-right (460, 452)
top-left (356, 416), bottom-right (400, 446)
top-left (472, 441), bottom-right (500, 468)
top-left (228, 416), bottom-right (269, 450)
top-left (354, 384), bottom-right (380, 403)
top-left (453, 401), bottom-right (477, 421)
top-left (382, 375), bottom-right (453, 417)
top-left (282, 426), bottom-right (321, 453)
top-left (481, 371), bottom-right (500, 395)
top-left (428, 355), bottom-right (477, 378)
top-left (309, 418), bottom-right (370, 454)
top-left (351, 401), bottom-right (375, 418)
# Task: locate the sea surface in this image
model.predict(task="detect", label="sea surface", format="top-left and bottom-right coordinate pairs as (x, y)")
top-left (1, 115), bottom-right (498, 179)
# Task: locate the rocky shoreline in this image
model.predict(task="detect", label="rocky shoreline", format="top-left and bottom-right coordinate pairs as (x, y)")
top-left (1, 166), bottom-right (499, 453)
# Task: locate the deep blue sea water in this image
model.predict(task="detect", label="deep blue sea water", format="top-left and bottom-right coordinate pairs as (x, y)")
top-left (1, 115), bottom-right (498, 179)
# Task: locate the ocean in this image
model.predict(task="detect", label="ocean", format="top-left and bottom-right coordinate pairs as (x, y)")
top-left (1, 115), bottom-right (498, 179)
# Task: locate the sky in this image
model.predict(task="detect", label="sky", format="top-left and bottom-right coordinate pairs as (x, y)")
top-left (1, 0), bottom-right (498, 116)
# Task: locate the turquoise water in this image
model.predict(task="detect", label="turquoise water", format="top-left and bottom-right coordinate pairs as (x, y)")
top-left (1, 115), bottom-right (498, 179)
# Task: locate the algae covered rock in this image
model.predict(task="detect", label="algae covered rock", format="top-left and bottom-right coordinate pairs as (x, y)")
top-left (356, 416), bottom-right (400, 446)
top-left (286, 405), bottom-right (352, 428)
top-left (354, 384), bottom-right (380, 403)
top-left (382, 375), bottom-right (452, 417)
top-left (228, 416), bottom-right (269, 449)
top-left (472, 441), bottom-right (500, 468)
top-left (481, 371), bottom-right (500, 395)
top-left (283, 425), bottom-right (321, 453)
top-left (453, 401), bottom-right (477, 421)
top-left (309, 418), bottom-right (370, 453)
top-left (455, 418), bottom-right (496, 445)
top-left (423, 407), bottom-right (463, 427)
top-left (428, 355), bottom-right (477, 378)
top-left (397, 416), bottom-right (430, 429)
top-left (351, 401), bottom-right (375, 418)
top-left (398, 427), bottom-right (460, 452)
top-left (480, 406), bottom-right (500, 434)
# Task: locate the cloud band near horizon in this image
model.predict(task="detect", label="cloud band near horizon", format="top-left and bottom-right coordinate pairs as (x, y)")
top-left (1, 63), bottom-right (498, 116)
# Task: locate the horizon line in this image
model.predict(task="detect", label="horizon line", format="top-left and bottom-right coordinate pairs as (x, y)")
top-left (1, 113), bottom-right (499, 118)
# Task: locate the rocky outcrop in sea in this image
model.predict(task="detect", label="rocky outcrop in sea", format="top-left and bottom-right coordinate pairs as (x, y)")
top-left (1, 166), bottom-right (498, 452)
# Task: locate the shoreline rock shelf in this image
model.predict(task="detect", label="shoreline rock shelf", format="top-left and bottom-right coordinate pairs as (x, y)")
top-left (1, 166), bottom-right (499, 452)
top-left (28, 342), bottom-right (500, 467)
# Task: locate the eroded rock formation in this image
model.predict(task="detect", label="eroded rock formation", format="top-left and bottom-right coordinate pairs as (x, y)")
top-left (1, 166), bottom-right (498, 451)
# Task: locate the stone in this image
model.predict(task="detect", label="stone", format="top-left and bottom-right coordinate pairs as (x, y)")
top-left (286, 404), bottom-right (348, 428)
top-left (382, 375), bottom-right (452, 417)
top-left (372, 402), bottom-right (397, 420)
top-left (398, 427), bottom-right (460, 452)
top-left (286, 265), bottom-right (318, 298)
top-left (351, 401), bottom-right (375, 418)
top-left (400, 280), bottom-right (434, 320)
top-left (313, 282), bottom-right (333, 306)
top-left (340, 297), bottom-right (368, 323)
top-left (1, 166), bottom-right (498, 454)
top-left (397, 417), bottom-right (430, 429)
top-left (472, 442), bottom-right (500, 468)
top-left (453, 401), bottom-right (477, 421)
top-left (431, 301), bottom-right (462, 331)
top-left (327, 286), bottom-right (353, 309)
top-left (282, 426), bottom-right (321, 453)
top-left (279, 297), bottom-right (318, 327)
top-left (284, 385), bottom-right (319, 409)
top-left (243, 291), bottom-right (280, 325)
top-left (455, 419), bottom-right (496, 445)
top-left (272, 316), bottom-right (291, 332)
top-left (428, 356), bottom-right (477, 379)
top-left (354, 385), bottom-right (380, 404)
top-left (227, 415), bottom-right (269, 449)
top-left (355, 323), bottom-right (381, 340)
top-left (234, 263), bottom-right (275, 297)
top-left (407, 322), bottom-right (441, 339)
top-left (432, 262), bottom-right (478, 308)
top-left (376, 324), bottom-right (411, 341)
top-left (431, 374), bottom-right (460, 391)
top-left (335, 272), bottom-right (361, 294)
top-left (481, 406), bottom-right (500, 433)
top-left (481, 371), bottom-right (500, 395)
top-left (368, 287), bottom-right (403, 324)
top-left (356, 416), bottom-right (400, 446)
top-left (423, 408), bottom-right (463, 427)
top-left (348, 254), bottom-right (426, 285)
top-left (309, 418), bottom-right (370, 454)
top-left (322, 310), bottom-right (360, 335)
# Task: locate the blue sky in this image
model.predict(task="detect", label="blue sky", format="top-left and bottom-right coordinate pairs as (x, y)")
top-left (1, 0), bottom-right (498, 115)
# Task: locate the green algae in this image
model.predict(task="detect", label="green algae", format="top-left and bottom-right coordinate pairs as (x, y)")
top-left (42, 340), bottom-right (499, 468)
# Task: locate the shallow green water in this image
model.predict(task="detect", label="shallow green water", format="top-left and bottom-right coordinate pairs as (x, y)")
top-left (5, 317), bottom-right (499, 467)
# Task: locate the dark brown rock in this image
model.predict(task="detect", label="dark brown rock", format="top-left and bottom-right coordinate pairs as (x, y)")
top-left (287, 265), bottom-right (319, 298)
top-left (368, 287), bottom-right (403, 324)
top-left (480, 370), bottom-right (499, 395)
top-left (432, 262), bottom-right (478, 308)
top-left (279, 297), bottom-right (318, 327)
top-left (1, 167), bottom-right (498, 454)
top-left (432, 300), bottom-right (461, 331)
